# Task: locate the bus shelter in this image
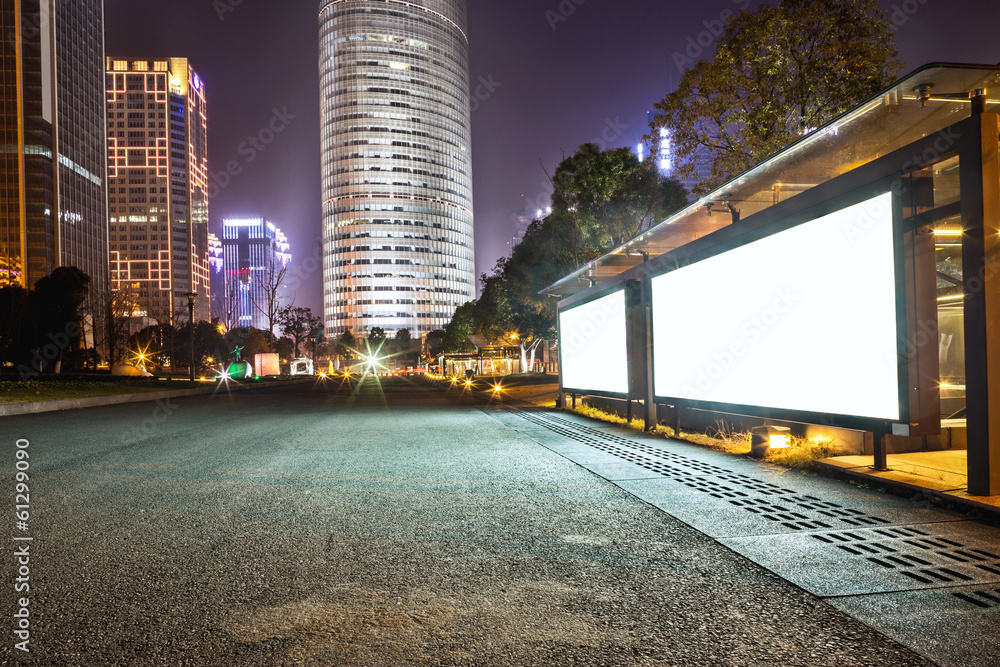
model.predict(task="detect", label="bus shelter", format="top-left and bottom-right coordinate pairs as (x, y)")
top-left (544, 63), bottom-right (1000, 497)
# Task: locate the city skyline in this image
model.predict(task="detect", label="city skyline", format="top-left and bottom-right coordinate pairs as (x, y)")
top-left (103, 0), bottom-right (999, 320)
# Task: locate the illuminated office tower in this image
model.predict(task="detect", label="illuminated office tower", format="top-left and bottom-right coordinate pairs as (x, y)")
top-left (318, 0), bottom-right (475, 336)
top-left (105, 57), bottom-right (210, 324)
top-left (0, 0), bottom-right (109, 293)
top-left (221, 217), bottom-right (291, 331)
top-left (207, 231), bottom-right (224, 319)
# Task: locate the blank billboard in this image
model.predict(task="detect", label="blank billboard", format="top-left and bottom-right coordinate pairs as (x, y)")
top-left (652, 192), bottom-right (900, 420)
top-left (560, 290), bottom-right (629, 394)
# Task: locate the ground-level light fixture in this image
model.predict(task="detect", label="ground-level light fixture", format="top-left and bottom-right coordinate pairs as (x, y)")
top-left (750, 425), bottom-right (791, 458)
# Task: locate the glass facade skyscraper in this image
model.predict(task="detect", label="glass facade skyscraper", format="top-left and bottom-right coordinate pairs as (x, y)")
top-left (318, 0), bottom-right (474, 337)
top-left (105, 58), bottom-right (211, 324)
top-left (1, 0), bottom-right (109, 295)
top-left (222, 217), bottom-right (291, 332)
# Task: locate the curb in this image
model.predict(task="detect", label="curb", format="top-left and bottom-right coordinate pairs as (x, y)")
top-left (0, 379), bottom-right (312, 418)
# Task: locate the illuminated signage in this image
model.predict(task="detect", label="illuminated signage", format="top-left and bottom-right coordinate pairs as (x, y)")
top-left (651, 192), bottom-right (900, 420)
top-left (559, 290), bottom-right (629, 395)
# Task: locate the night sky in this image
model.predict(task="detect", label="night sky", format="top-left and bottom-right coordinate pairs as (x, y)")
top-left (104, 0), bottom-right (1000, 317)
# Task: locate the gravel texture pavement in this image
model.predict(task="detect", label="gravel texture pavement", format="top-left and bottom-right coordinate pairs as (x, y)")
top-left (1, 377), bottom-right (936, 665)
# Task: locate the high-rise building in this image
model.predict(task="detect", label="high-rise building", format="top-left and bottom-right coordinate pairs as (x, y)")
top-left (645, 111), bottom-right (711, 199)
top-left (207, 231), bottom-right (224, 319)
top-left (105, 57), bottom-right (210, 324)
top-left (1, 0), bottom-right (109, 294)
top-left (221, 217), bottom-right (291, 331)
top-left (318, 0), bottom-right (475, 337)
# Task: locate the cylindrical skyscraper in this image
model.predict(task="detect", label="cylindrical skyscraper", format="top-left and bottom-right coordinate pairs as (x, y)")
top-left (319, 0), bottom-right (474, 338)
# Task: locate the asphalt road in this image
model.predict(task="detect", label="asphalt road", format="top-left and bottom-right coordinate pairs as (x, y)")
top-left (2, 378), bottom-right (934, 666)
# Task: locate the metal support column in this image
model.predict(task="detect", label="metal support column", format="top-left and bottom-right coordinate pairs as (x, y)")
top-left (960, 109), bottom-right (1000, 496)
top-left (873, 430), bottom-right (889, 472)
top-left (640, 273), bottom-right (656, 430)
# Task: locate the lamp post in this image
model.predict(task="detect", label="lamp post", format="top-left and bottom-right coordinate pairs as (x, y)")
top-left (185, 291), bottom-right (197, 382)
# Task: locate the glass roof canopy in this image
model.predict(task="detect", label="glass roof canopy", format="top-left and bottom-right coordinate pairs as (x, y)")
top-left (542, 63), bottom-right (1000, 298)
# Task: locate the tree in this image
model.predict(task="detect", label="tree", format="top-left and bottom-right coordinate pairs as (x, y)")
top-left (30, 267), bottom-right (90, 373)
top-left (648, 0), bottom-right (903, 194)
top-left (128, 324), bottom-right (174, 372)
top-left (252, 255), bottom-right (288, 351)
top-left (366, 327), bottom-right (387, 353)
top-left (275, 336), bottom-right (294, 360)
top-left (394, 328), bottom-right (412, 351)
top-left (394, 328), bottom-right (416, 363)
top-left (551, 144), bottom-right (687, 258)
top-left (175, 320), bottom-right (228, 375)
top-left (336, 330), bottom-right (357, 360)
top-left (277, 305), bottom-right (322, 357)
top-left (310, 324), bottom-right (327, 363)
top-left (424, 330), bottom-right (446, 360)
top-left (0, 284), bottom-right (35, 369)
top-left (441, 302), bottom-right (476, 354)
top-left (89, 279), bottom-right (140, 368)
top-left (223, 327), bottom-right (270, 365)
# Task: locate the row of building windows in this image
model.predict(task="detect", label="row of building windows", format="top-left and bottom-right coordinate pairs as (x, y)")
top-left (326, 270), bottom-right (472, 285)
top-left (331, 257), bottom-right (463, 268)
top-left (328, 244), bottom-right (465, 256)
top-left (327, 150), bottom-right (470, 180)
top-left (322, 93), bottom-right (468, 136)
top-left (328, 312), bottom-right (452, 321)
top-left (332, 284), bottom-right (468, 294)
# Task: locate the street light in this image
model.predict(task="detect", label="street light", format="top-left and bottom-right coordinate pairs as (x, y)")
top-left (185, 291), bottom-right (197, 382)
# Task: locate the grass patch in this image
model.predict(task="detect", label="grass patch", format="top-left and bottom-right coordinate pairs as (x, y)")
top-left (767, 435), bottom-right (838, 468)
top-left (572, 404), bottom-right (649, 433)
top-left (680, 421), bottom-right (751, 456)
top-left (568, 407), bottom-right (839, 469)
top-left (0, 377), bottom-right (188, 404)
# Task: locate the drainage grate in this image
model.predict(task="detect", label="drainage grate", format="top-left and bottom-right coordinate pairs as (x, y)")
top-left (809, 527), bottom-right (1000, 587)
top-left (953, 588), bottom-right (1000, 608)
top-left (507, 408), bottom-right (893, 533)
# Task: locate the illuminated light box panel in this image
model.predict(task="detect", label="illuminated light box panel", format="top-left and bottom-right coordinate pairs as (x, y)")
top-left (559, 290), bottom-right (629, 395)
top-left (652, 191), bottom-right (900, 421)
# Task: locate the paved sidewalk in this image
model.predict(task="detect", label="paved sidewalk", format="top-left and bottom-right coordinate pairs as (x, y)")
top-left (485, 403), bottom-right (1000, 667)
